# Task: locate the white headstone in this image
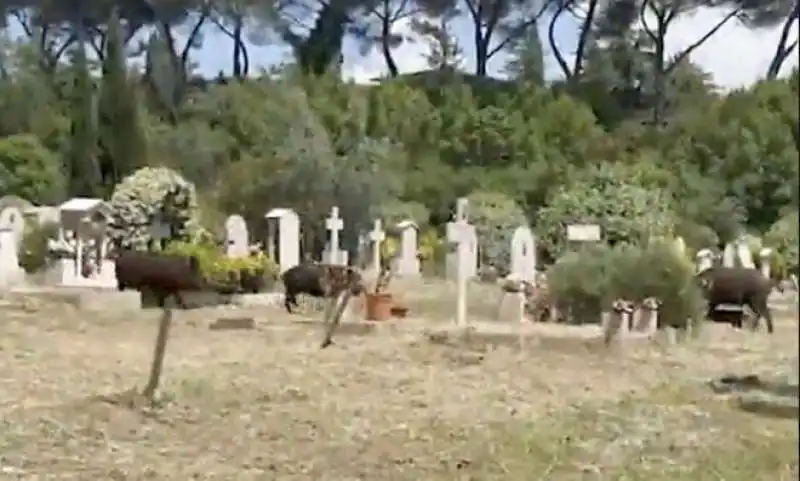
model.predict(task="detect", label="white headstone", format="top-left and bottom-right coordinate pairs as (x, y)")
top-left (722, 243), bottom-right (737, 267)
top-left (0, 228), bottom-right (24, 288)
top-left (735, 238), bottom-right (754, 268)
top-left (265, 208), bottom-right (301, 273)
top-left (759, 247), bottom-right (772, 279)
top-left (225, 215), bottom-right (249, 257)
top-left (368, 219), bottom-right (385, 273)
top-left (446, 198), bottom-right (477, 280)
top-left (447, 215), bottom-right (476, 328)
top-left (696, 248), bottom-right (715, 272)
top-left (324, 207), bottom-right (345, 265)
top-left (0, 207), bottom-right (25, 249)
top-left (510, 226), bottom-right (536, 282)
top-left (395, 220), bottom-right (420, 276)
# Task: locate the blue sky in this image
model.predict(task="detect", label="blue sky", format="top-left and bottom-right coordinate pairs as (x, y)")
top-left (183, 12), bottom-right (581, 80)
top-left (6, 7), bottom-right (797, 88)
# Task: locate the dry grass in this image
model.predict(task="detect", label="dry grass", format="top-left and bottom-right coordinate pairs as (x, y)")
top-left (0, 284), bottom-right (797, 481)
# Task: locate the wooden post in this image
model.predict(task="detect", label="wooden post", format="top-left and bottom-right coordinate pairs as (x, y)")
top-left (142, 307), bottom-right (173, 400)
top-left (320, 290), bottom-right (354, 349)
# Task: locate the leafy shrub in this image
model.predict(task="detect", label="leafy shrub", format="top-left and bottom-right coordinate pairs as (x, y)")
top-left (108, 166), bottom-right (205, 250)
top-left (0, 134), bottom-right (65, 204)
top-left (19, 221), bottom-right (59, 273)
top-left (378, 200), bottom-right (430, 227)
top-left (162, 240), bottom-right (278, 293)
top-left (537, 165), bottom-right (678, 258)
top-left (465, 191), bottom-right (528, 275)
top-left (764, 210), bottom-right (798, 269)
top-left (547, 244), bottom-right (613, 324)
top-left (547, 240), bottom-right (705, 331)
top-left (675, 220), bottom-right (719, 253)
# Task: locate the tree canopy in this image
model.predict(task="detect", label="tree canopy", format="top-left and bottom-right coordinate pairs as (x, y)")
top-left (0, 0), bottom-right (797, 262)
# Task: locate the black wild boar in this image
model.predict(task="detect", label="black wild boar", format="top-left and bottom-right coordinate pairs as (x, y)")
top-left (695, 266), bottom-right (774, 333)
top-left (281, 263), bottom-right (365, 313)
top-left (115, 251), bottom-right (204, 308)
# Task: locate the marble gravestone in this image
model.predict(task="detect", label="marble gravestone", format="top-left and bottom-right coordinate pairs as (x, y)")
top-left (509, 226), bottom-right (536, 282)
top-left (265, 208), bottom-right (301, 273)
top-left (394, 220), bottom-right (420, 277)
top-left (0, 227), bottom-right (24, 288)
top-left (225, 215), bottom-right (249, 257)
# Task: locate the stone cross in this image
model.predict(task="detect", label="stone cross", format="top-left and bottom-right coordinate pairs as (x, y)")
top-left (325, 207), bottom-right (344, 265)
top-left (446, 197), bottom-right (477, 280)
top-left (368, 219), bottom-right (385, 273)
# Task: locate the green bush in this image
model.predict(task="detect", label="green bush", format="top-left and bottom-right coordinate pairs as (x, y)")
top-left (19, 221), bottom-right (59, 273)
top-left (108, 166), bottom-right (206, 250)
top-left (547, 240), bottom-right (705, 331)
top-left (537, 164), bottom-right (678, 258)
top-left (162, 240), bottom-right (279, 293)
top-left (465, 191), bottom-right (528, 274)
top-left (764, 210), bottom-right (798, 269)
top-left (547, 244), bottom-right (613, 324)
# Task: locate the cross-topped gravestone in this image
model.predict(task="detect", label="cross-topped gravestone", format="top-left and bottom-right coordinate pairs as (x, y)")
top-left (446, 199), bottom-right (476, 328)
top-left (368, 219), bottom-right (385, 273)
top-left (325, 206), bottom-right (344, 265)
top-left (446, 198), bottom-right (477, 280)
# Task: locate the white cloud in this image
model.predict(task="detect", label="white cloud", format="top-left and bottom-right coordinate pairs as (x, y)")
top-left (342, 18), bottom-right (429, 83)
top-left (661, 7), bottom-right (798, 89)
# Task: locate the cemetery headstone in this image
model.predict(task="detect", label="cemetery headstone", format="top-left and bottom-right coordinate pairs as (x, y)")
top-left (759, 248), bottom-right (772, 279)
top-left (722, 243), bottom-right (736, 267)
top-left (55, 197), bottom-right (116, 288)
top-left (394, 220), bottom-right (420, 276)
top-left (446, 199), bottom-right (476, 328)
top-left (368, 219), bottom-right (385, 273)
top-left (510, 226), bottom-right (536, 282)
top-left (735, 237), bottom-right (755, 268)
top-left (323, 207), bottom-right (345, 265)
top-left (225, 215), bottom-right (249, 257)
top-left (0, 207), bottom-right (25, 249)
top-left (446, 198), bottom-right (477, 280)
top-left (265, 208), bottom-right (301, 273)
top-left (0, 228), bottom-right (24, 288)
top-left (696, 248), bottom-right (715, 272)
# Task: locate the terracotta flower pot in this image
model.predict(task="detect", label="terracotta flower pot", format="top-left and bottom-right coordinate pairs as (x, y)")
top-left (365, 293), bottom-right (393, 322)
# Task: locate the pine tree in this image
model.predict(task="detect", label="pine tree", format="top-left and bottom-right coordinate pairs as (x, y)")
top-left (503, 23), bottom-right (545, 86)
top-left (65, 41), bottom-right (102, 197)
top-left (97, 8), bottom-right (147, 190)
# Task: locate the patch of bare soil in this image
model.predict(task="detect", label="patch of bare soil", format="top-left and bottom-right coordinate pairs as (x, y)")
top-left (0, 296), bottom-right (797, 480)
